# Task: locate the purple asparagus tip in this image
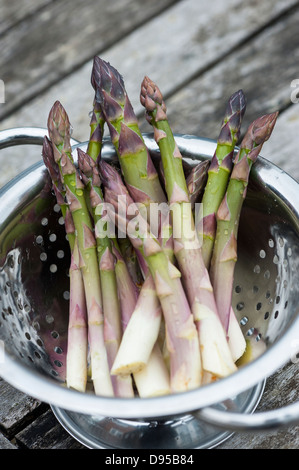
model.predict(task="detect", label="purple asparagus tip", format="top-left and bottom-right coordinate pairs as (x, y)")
top-left (47, 101), bottom-right (69, 137)
top-left (98, 160), bottom-right (127, 196)
top-left (91, 56), bottom-right (125, 106)
top-left (47, 100), bottom-right (73, 163)
top-left (239, 111), bottom-right (279, 164)
top-left (227, 90), bottom-right (246, 124)
top-left (251, 111), bottom-right (279, 146)
top-left (77, 147), bottom-right (94, 179)
top-left (140, 76), bottom-right (167, 124)
top-left (218, 89), bottom-right (247, 146)
top-left (42, 135), bottom-right (63, 187)
top-left (42, 135), bottom-right (54, 168)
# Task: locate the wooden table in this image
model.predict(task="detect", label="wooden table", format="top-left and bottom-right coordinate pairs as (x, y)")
top-left (0, 0), bottom-right (299, 450)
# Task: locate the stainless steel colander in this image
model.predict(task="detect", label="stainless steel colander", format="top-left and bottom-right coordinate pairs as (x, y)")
top-left (0, 127), bottom-right (299, 449)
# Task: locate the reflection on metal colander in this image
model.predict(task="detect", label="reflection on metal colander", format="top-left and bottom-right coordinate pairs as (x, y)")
top-left (0, 176), bottom-right (70, 381)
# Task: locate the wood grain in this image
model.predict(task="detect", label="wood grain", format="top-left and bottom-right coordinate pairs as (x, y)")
top-left (0, 0), bottom-right (52, 36)
top-left (1, 0), bottom-right (296, 134)
top-left (0, 432), bottom-right (16, 449)
top-left (262, 104), bottom-right (299, 181)
top-left (14, 409), bottom-right (84, 449)
top-left (0, 377), bottom-right (44, 437)
top-left (0, 0), bottom-right (180, 120)
top-left (1, 0), bottom-right (297, 189)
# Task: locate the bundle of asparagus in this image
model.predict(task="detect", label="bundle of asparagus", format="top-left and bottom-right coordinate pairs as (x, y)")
top-left (43, 56), bottom-right (278, 398)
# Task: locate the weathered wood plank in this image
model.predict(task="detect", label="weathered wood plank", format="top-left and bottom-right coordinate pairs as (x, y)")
top-left (262, 103), bottom-right (299, 181)
top-left (0, 0), bottom-right (297, 190)
top-left (0, 0), bottom-right (181, 120)
top-left (0, 0), bottom-right (52, 36)
top-left (0, 377), bottom-right (45, 438)
top-left (1, 0), bottom-right (296, 130)
top-left (0, 432), bottom-right (17, 449)
top-left (15, 409), bottom-right (85, 449)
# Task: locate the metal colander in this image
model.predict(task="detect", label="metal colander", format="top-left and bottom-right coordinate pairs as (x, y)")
top-left (0, 128), bottom-right (299, 449)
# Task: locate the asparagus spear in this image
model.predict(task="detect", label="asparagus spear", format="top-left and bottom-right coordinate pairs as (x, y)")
top-left (42, 136), bottom-right (88, 392)
top-left (186, 160), bottom-right (210, 210)
top-left (92, 57), bottom-right (176, 269)
top-left (133, 343), bottom-right (170, 398)
top-left (111, 274), bottom-right (162, 375)
top-left (111, 243), bottom-right (170, 384)
top-left (87, 97), bottom-right (105, 162)
top-left (66, 238), bottom-right (88, 392)
top-left (187, 91), bottom-right (247, 361)
top-left (117, 236), bottom-right (143, 288)
top-left (99, 160), bottom-right (202, 393)
top-left (84, 119), bottom-right (169, 397)
top-left (83, 93), bottom-right (168, 395)
top-left (140, 76), bottom-right (237, 378)
top-left (77, 147), bottom-right (134, 397)
top-left (210, 112), bottom-right (279, 333)
top-left (84, 94), bottom-right (142, 338)
top-left (92, 58), bottom-right (176, 376)
top-left (47, 101), bottom-right (113, 397)
top-left (112, 237), bottom-right (171, 397)
top-left (98, 161), bottom-right (169, 379)
top-left (199, 90), bottom-right (246, 268)
top-left (91, 57), bottom-right (166, 218)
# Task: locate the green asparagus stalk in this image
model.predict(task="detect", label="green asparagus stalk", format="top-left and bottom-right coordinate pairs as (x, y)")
top-left (84, 95), bottom-right (141, 357)
top-left (92, 57), bottom-right (176, 270)
top-left (91, 56), bottom-right (173, 261)
top-left (85, 102), bottom-right (170, 393)
top-left (42, 136), bottom-right (88, 392)
top-left (66, 238), bottom-right (88, 392)
top-left (84, 119), bottom-right (167, 396)
top-left (199, 90), bottom-right (246, 269)
top-left (140, 76), bottom-right (237, 378)
top-left (92, 59), bottom-right (176, 380)
top-left (77, 147), bottom-right (134, 397)
top-left (91, 57), bottom-right (166, 215)
top-left (42, 136), bottom-right (67, 216)
top-left (191, 190), bottom-right (246, 362)
top-left (140, 76), bottom-right (188, 206)
top-left (87, 97), bottom-right (105, 162)
top-left (99, 160), bottom-right (202, 392)
top-left (186, 90), bottom-right (247, 362)
top-left (47, 101), bottom-right (113, 397)
top-left (210, 112), bottom-right (279, 333)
